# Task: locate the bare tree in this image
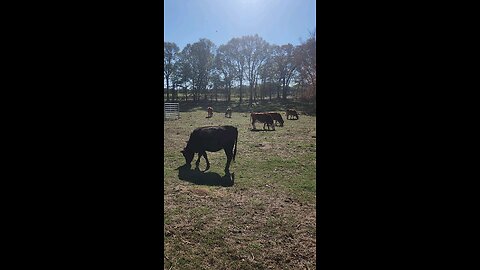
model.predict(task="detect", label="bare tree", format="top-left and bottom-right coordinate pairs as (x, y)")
top-left (296, 31), bottom-right (316, 101)
top-left (238, 35), bottom-right (270, 106)
top-left (215, 44), bottom-right (237, 103)
top-left (190, 39), bottom-right (216, 101)
top-left (177, 44), bottom-right (194, 101)
top-left (258, 44), bottom-right (277, 101)
top-left (169, 32), bottom-right (314, 104)
top-left (164, 42), bottom-right (179, 102)
top-left (272, 44), bottom-right (298, 101)
top-left (225, 38), bottom-right (246, 103)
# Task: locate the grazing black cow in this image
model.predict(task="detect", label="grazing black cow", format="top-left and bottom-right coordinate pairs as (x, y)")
top-left (181, 126), bottom-right (238, 173)
top-left (267, 112), bottom-right (284, 127)
top-left (250, 112), bottom-right (275, 130)
top-left (286, 109), bottom-right (299, 120)
top-left (225, 107), bottom-right (232, 118)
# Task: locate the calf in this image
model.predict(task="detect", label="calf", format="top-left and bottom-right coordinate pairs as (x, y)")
top-left (225, 107), bottom-right (232, 118)
top-left (181, 125), bottom-right (238, 173)
top-left (286, 109), bottom-right (299, 120)
top-left (206, 107), bottom-right (213, 118)
top-left (267, 112), bottom-right (284, 127)
top-left (250, 112), bottom-right (275, 130)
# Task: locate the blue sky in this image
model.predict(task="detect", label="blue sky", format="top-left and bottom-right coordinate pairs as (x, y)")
top-left (164, 0), bottom-right (316, 50)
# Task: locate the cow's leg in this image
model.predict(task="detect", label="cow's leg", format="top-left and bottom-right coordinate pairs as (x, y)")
top-left (195, 153), bottom-right (202, 168)
top-left (202, 152), bottom-right (210, 171)
top-left (224, 147), bottom-right (233, 173)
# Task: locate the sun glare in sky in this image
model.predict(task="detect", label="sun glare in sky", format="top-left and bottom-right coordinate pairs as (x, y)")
top-left (164, 0), bottom-right (316, 49)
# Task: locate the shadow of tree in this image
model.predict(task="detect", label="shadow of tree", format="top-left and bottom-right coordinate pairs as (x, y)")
top-left (176, 164), bottom-right (234, 187)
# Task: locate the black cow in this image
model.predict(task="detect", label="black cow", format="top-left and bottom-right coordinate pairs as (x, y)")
top-left (251, 112), bottom-right (275, 130)
top-left (267, 112), bottom-right (284, 127)
top-left (181, 126), bottom-right (238, 173)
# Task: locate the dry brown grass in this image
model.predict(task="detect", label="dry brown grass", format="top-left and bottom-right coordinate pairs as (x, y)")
top-left (164, 108), bottom-right (316, 269)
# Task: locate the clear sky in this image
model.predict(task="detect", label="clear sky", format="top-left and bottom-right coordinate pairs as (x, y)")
top-left (164, 0), bottom-right (316, 50)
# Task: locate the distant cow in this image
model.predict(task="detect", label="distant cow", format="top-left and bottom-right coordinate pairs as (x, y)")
top-left (206, 107), bottom-right (213, 118)
top-left (250, 112), bottom-right (275, 130)
top-left (286, 109), bottom-right (299, 120)
top-left (181, 125), bottom-right (238, 173)
top-left (225, 107), bottom-right (232, 118)
top-left (267, 112), bottom-right (284, 127)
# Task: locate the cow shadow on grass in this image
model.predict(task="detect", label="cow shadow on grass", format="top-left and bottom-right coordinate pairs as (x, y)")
top-left (249, 128), bottom-right (276, 132)
top-left (176, 164), bottom-right (234, 187)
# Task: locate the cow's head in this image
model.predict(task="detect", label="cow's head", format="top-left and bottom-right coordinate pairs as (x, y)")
top-left (180, 148), bottom-right (194, 165)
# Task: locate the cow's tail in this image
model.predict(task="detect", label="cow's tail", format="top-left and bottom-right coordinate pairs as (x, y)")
top-left (233, 128), bottom-right (238, 162)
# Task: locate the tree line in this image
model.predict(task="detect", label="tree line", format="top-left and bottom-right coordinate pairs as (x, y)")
top-left (164, 32), bottom-right (316, 105)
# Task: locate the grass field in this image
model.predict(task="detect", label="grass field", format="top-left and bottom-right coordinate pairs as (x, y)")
top-left (164, 104), bottom-right (317, 269)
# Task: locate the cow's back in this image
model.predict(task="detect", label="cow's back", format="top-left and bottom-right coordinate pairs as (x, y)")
top-left (251, 113), bottom-right (274, 124)
top-left (188, 126), bottom-right (237, 152)
top-left (268, 112), bottom-right (283, 121)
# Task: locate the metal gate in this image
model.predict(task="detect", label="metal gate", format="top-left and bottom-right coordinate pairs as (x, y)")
top-left (164, 103), bottom-right (180, 120)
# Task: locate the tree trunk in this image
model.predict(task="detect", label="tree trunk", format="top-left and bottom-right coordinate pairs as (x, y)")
top-left (269, 82), bottom-right (272, 101)
top-left (254, 78), bottom-right (258, 102)
top-left (166, 77), bottom-right (170, 101)
top-left (277, 83), bottom-right (280, 99)
top-left (249, 84), bottom-right (253, 105)
top-left (225, 85), bottom-right (228, 102)
top-left (191, 80), bottom-right (195, 101)
top-left (239, 79), bottom-right (243, 103)
top-left (227, 83), bottom-right (231, 103)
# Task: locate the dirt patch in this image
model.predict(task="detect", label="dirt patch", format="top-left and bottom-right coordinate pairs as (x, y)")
top-left (254, 142), bottom-right (272, 150)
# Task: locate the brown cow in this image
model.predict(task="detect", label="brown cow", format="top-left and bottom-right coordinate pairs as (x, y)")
top-left (251, 112), bottom-right (275, 130)
top-left (225, 107), bottom-right (232, 118)
top-left (286, 109), bottom-right (299, 120)
top-left (267, 112), bottom-right (284, 127)
top-left (206, 107), bottom-right (213, 118)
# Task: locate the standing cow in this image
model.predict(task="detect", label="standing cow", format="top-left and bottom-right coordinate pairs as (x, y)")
top-left (286, 109), bottom-right (299, 120)
top-left (206, 107), bottom-right (213, 118)
top-left (267, 112), bottom-right (284, 127)
top-left (225, 107), bottom-right (232, 118)
top-left (250, 112), bottom-right (275, 130)
top-left (181, 125), bottom-right (238, 173)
